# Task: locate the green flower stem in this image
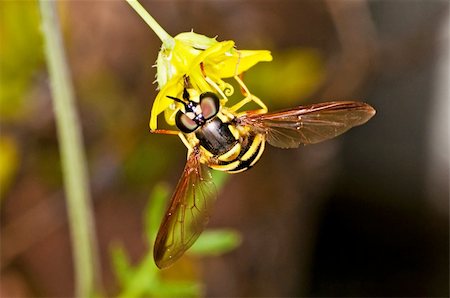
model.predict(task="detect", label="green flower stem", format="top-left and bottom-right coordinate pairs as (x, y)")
top-left (39, 2), bottom-right (101, 297)
top-left (126, 0), bottom-right (173, 46)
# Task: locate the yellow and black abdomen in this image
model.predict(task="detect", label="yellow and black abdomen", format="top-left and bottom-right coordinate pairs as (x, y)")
top-left (196, 117), bottom-right (266, 174)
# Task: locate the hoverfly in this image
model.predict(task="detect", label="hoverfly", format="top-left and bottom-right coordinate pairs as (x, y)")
top-left (151, 76), bottom-right (375, 269)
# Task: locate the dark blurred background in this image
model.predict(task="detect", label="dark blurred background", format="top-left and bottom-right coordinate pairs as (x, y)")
top-left (1, 0), bottom-right (448, 297)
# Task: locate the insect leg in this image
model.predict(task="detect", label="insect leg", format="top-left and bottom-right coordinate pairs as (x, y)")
top-left (177, 132), bottom-right (195, 156)
top-left (150, 129), bottom-right (180, 135)
top-left (151, 129), bottom-right (195, 158)
top-left (230, 51), bottom-right (267, 113)
top-left (229, 75), bottom-right (268, 113)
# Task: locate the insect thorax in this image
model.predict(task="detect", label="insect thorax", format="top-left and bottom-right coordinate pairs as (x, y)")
top-left (194, 111), bottom-right (266, 174)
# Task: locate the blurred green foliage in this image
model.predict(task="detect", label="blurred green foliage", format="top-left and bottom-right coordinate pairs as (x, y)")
top-left (189, 230), bottom-right (242, 257)
top-left (0, 135), bottom-right (19, 199)
top-left (122, 140), bottom-right (173, 188)
top-left (245, 48), bottom-right (325, 107)
top-left (0, 1), bottom-right (43, 120)
top-left (0, 2), bottom-right (327, 295)
top-left (0, 1), bottom-right (43, 198)
top-left (111, 171), bottom-right (241, 298)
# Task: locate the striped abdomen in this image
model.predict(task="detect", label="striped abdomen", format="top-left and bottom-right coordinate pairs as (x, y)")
top-left (196, 117), bottom-right (266, 174)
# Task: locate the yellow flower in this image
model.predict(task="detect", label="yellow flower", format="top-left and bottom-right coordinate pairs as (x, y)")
top-left (150, 31), bottom-right (272, 130)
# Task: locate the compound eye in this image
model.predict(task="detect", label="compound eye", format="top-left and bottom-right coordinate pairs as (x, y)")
top-left (200, 92), bottom-right (220, 120)
top-left (175, 110), bottom-right (199, 133)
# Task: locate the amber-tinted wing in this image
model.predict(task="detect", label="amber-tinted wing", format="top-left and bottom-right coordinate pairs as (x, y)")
top-left (153, 150), bottom-right (216, 269)
top-left (239, 101), bottom-right (375, 148)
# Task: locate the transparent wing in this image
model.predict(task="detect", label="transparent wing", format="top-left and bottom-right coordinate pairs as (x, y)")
top-left (153, 150), bottom-right (216, 269)
top-left (240, 101), bottom-right (375, 148)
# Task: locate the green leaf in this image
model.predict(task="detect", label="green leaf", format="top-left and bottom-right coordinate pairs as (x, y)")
top-left (145, 182), bottom-right (171, 243)
top-left (211, 170), bottom-right (229, 190)
top-left (188, 229), bottom-right (242, 256)
top-left (110, 243), bottom-right (133, 287)
top-left (117, 254), bottom-right (159, 298)
top-left (151, 280), bottom-right (202, 298)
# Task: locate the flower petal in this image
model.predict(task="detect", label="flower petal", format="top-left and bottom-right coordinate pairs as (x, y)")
top-left (151, 30), bottom-right (273, 130)
top-left (204, 49), bottom-right (273, 78)
top-left (150, 75), bottom-right (184, 130)
top-left (174, 32), bottom-right (218, 50)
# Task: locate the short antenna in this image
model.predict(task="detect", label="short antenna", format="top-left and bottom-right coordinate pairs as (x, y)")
top-left (167, 95), bottom-right (186, 106)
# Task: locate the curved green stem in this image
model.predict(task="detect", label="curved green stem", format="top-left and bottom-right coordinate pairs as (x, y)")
top-left (39, 2), bottom-right (101, 297)
top-left (126, 0), bottom-right (173, 46)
